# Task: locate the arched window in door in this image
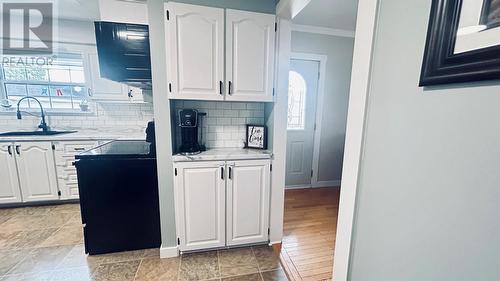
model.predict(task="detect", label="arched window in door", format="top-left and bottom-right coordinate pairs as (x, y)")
top-left (287, 71), bottom-right (307, 130)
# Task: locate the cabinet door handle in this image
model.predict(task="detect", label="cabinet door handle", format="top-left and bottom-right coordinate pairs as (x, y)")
top-left (221, 167), bottom-right (224, 180)
top-left (7, 145), bottom-right (12, 156)
top-left (229, 166), bottom-right (232, 179)
top-left (74, 148), bottom-right (86, 151)
top-left (15, 145), bottom-right (20, 155)
top-left (228, 81), bottom-right (232, 95)
top-left (219, 81), bottom-right (223, 95)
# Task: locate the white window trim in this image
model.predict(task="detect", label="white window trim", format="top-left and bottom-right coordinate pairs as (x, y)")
top-left (0, 42), bottom-right (96, 115)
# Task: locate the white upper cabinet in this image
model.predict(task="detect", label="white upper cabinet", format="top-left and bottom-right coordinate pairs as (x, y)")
top-left (88, 53), bottom-right (128, 101)
top-left (226, 160), bottom-right (271, 246)
top-left (165, 3), bottom-right (276, 102)
top-left (174, 161), bottom-right (226, 251)
top-left (98, 0), bottom-right (148, 25)
top-left (225, 10), bottom-right (276, 102)
top-left (166, 3), bottom-right (225, 101)
top-left (16, 142), bottom-right (59, 202)
top-left (0, 143), bottom-right (22, 204)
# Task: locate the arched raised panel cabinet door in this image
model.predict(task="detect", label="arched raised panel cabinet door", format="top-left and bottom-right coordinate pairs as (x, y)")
top-left (16, 142), bottom-right (59, 202)
top-left (226, 160), bottom-right (271, 246)
top-left (166, 3), bottom-right (224, 101)
top-left (174, 161), bottom-right (226, 251)
top-left (226, 9), bottom-right (276, 102)
top-left (0, 143), bottom-right (22, 204)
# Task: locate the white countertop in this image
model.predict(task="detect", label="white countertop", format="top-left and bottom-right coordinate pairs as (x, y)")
top-left (172, 148), bottom-right (272, 162)
top-left (0, 129), bottom-right (145, 142)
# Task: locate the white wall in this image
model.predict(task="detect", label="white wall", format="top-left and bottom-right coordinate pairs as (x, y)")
top-left (348, 1), bottom-right (500, 280)
top-left (291, 31), bottom-right (354, 183)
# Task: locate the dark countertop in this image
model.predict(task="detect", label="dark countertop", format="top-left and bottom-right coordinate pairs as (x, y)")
top-left (75, 140), bottom-right (155, 160)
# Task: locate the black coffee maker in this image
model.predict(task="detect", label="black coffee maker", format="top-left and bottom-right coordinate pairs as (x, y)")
top-left (179, 109), bottom-right (206, 155)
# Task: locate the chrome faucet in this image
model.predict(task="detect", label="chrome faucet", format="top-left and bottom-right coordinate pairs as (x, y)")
top-left (16, 96), bottom-right (49, 133)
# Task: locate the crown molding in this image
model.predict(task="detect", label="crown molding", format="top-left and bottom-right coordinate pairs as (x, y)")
top-left (291, 24), bottom-right (355, 38)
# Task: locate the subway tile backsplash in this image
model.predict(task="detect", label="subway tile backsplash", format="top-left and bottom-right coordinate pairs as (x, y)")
top-left (0, 103), bottom-right (154, 134)
top-left (173, 100), bottom-right (265, 149)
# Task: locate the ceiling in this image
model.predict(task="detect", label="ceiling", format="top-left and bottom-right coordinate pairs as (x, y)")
top-left (56, 0), bottom-right (99, 21)
top-left (292, 0), bottom-right (359, 31)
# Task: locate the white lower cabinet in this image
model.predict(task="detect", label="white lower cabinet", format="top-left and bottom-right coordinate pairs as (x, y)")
top-left (15, 142), bottom-right (59, 202)
top-left (53, 141), bottom-right (100, 200)
top-left (174, 159), bottom-right (271, 252)
top-left (174, 161), bottom-right (226, 251)
top-left (226, 160), bottom-right (271, 246)
top-left (0, 143), bottom-right (22, 204)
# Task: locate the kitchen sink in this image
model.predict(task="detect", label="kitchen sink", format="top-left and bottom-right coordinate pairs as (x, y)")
top-left (0, 130), bottom-right (77, 137)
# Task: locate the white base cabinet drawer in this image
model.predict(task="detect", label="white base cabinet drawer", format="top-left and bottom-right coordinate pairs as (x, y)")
top-left (53, 141), bottom-right (99, 200)
top-left (173, 159), bottom-right (271, 252)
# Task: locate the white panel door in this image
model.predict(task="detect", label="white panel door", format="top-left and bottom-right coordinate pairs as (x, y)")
top-left (166, 3), bottom-right (224, 101)
top-left (285, 59), bottom-right (320, 187)
top-left (174, 161), bottom-right (226, 251)
top-left (0, 143), bottom-right (22, 204)
top-left (16, 142), bottom-right (59, 202)
top-left (226, 160), bottom-right (270, 246)
top-left (226, 9), bottom-right (275, 102)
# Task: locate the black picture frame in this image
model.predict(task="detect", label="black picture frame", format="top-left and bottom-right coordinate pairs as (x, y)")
top-left (419, 0), bottom-right (500, 86)
top-left (245, 125), bottom-right (267, 150)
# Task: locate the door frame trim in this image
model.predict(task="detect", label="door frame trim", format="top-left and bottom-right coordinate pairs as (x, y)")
top-left (289, 52), bottom-right (328, 188)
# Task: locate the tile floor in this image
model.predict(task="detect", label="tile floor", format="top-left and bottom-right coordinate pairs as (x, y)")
top-left (0, 204), bottom-right (287, 281)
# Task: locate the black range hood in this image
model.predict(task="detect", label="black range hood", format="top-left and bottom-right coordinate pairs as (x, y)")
top-left (94, 21), bottom-right (152, 90)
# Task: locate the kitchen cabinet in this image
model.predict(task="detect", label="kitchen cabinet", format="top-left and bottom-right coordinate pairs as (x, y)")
top-left (0, 143), bottom-right (22, 204)
top-left (88, 52), bottom-right (127, 100)
top-left (174, 161), bottom-right (226, 251)
top-left (165, 3), bottom-right (275, 102)
top-left (225, 10), bottom-right (276, 102)
top-left (165, 3), bottom-right (225, 101)
top-left (15, 142), bottom-right (59, 202)
top-left (173, 159), bottom-right (271, 252)
top-left (226, 160), bottom-right (271, 246)
top-left (53, 141), bottom-right (100, 200)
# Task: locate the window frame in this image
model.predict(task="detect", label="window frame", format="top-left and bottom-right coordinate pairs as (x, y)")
top-left (0, 42), bottom-right (95, 115)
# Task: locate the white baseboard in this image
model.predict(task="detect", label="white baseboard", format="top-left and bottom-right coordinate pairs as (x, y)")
top-left (286, 180), bottom-right (341, 189)
top-left (160, 245), bottom-right (179, 258)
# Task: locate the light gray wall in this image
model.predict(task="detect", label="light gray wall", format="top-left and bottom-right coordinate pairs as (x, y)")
top-left (349, 1), bottom-right (500, 280)
top-left (170, 0), bottom-right (276, 14)
top-left (291, 31), bottom-right (354, 183)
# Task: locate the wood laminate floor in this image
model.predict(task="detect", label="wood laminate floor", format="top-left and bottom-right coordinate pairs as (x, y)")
top-left (279, 188), bottom-right (340, 281)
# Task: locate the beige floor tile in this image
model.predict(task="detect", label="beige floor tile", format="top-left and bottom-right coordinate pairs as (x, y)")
top-left (49, 267), bottom-right (93, 281)
top-left (179, 251), bottom-right (220, 281)
top-left (56, 244), bottom-right (99, 273)
top-left (0, 271), bottom-right (53, 281)
top-left (63, 213), bottom-right (83, 227)
top-left (50, 204), bottom-right (81, 214)
top-left (221, 273), bottom-right (262, 281)
top-left (39, 226), bottom-right (83, 247)
top-left (0, 228), bottom-right (58, 250)
top-left (252, 247), bottom-right (281, 272)
top-left (134, 257), bottom-right (180, 281)
top-left (219, 248), bottom-right (259, 277)
top-left (261, 269), bottom-right (288, 281)
top-left (91, 260), bottom-right (140, 281)
top-left (9, 245), bottom-right (73, 274)
top-left (0, 249), bottom-right (30, 276)
top-left (87, 249), bottom-right (146, 265)
top-left (143, 248), bottom-right (160, 258)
